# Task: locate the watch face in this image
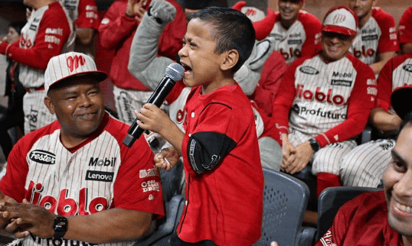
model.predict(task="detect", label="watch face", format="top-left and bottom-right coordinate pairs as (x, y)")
top-left (54, 216), bottom-right (68, 238)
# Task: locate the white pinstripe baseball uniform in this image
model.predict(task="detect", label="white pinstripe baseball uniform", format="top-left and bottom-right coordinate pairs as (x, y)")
top-left (270, 11), bottom-right (322, 64)
top-left (340, 53), bottom-right (412, 187)
top-left (349, 7), bottom-right (398, 66)
top-left (0, 113), bottom-right (164, 246)
top-left (0, 1), bottom-right (74, 134)
top-left (271, 53), bottom-right (376, 175)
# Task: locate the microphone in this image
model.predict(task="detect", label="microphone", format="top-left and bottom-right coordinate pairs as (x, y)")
top-left (123, 63), bottom-right (184, 147)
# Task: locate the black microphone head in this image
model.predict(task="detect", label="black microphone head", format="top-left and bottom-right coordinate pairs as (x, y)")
top-left (166, 63), bottom-right (184, 81)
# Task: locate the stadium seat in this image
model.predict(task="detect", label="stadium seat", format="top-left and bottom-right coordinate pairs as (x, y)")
top-left (315, 186), bottom-right (382, 241)
top-left (134, 195), bottom-right (185, 246)
top-left (254, 168), bottom-right (313, 246)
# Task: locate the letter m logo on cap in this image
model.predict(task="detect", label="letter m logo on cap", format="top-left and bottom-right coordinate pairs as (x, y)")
top-left (67, 55), bottom-right (86, 72)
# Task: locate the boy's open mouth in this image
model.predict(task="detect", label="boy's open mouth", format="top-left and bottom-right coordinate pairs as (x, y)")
top-left (181, 62), bottom-right (192, 75)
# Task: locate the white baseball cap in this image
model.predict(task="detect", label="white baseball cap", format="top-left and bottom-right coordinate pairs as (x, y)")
top-left (44, 52), bottom-right (107, 93)
top-left (322, 6), bottom-right (358, 37)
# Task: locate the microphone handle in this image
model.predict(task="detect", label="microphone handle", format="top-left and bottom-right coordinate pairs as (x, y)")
top-left (125, 77), bottom-right (176, 146)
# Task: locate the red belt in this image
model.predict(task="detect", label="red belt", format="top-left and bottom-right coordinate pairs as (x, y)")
top-left (25, 86), bottom-right (45, 93)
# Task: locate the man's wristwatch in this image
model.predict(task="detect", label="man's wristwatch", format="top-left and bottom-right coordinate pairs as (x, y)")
top-left (53, 216), bottom-right (68, 239)
top-left (309, 138), bottom-right (320, 152)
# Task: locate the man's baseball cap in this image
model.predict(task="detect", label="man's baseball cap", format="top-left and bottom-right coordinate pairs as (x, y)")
top-left (322, 6), bottom-right (358, 37)
top-left (391, 85), bottom-right (412, 120)
top-left (183, 0), bottom-right (228, 10)
top-left (44, 52), bottom-right (107, 93)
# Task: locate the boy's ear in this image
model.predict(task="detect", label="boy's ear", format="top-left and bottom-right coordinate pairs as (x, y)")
top-left (44, 96), bottom-right (56, 115)
top-left (220, 49), bottom-right (240, 72)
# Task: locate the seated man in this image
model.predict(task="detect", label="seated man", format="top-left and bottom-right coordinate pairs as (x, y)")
top-left (0, 52), bottom-right (164, 245)
top-left (339, 53), bottom-right (412, 188)
top-left (398, 5), bottom-right (412, 54)
top-left (315, 85), bottom-right (412, 245)
top-left (347, 0), bottom-right (398, 74)
top-left (270, 6), bottom-right (376, 197)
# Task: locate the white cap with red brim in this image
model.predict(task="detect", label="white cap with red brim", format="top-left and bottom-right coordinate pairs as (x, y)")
top-left (322, 7), bottom-right (358, 37)
top-left (44, 52), bottom-right (107, 93)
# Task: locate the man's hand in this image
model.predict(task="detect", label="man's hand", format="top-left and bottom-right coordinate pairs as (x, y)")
top-left (285, 141), bottom-right (314, 174)
top-left (0, 190), bottom-right (17, 229)
top-left (0, 199), bottom-right (55, 239)
top-left (280, 134), bottom-right (296, 172)
top-left (149, 0), bottom-right (176, 24)
top-left (135, 103), bottom-right (173, 136)
top-left (154, 147), bottom-right (179, 171)
top-left (127, 0), bottom-right (148, 20)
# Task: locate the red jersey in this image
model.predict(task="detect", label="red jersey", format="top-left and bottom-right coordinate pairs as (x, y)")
top-left (376, 53), bottom-right (412, 112)
top-left (98, 0), bottom-right (186, 91)
top-left (0, 113), bottom-right (164, 246)
top-left (316, 191), bottom-right (403, 246)
top-left (398, 6), bottom-right (412, 46)
top-left (178, 84), bottom-right (264, 245)
top-left (271, 53), bottom-right (376, 147)
top-left (350, 7), bottom-right (398, 65)
top-left (0, 1), bottom-right (73, 88)
top-left (60, 0), bottom-right (100, 30)
top-left (270, 11), bottom-right (322, 64)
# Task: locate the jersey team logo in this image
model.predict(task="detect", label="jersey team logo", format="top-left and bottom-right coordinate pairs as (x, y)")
top-left (402, 64), bottom-right (412, 73)
top-left (296, 84), bottom-right (347, 106)
top-left (299, 66), bottom-right (319, 75)
top-left (29, 150), bottom-right (56, 165)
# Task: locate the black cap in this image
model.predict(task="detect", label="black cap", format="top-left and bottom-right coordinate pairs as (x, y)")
top-left (391, 86), bottom-right (412, 120)
top-left (183, 0), bottom-right (228, 10)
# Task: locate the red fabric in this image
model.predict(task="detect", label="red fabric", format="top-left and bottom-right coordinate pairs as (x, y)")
top-left (372, 7), bottom-right (399, 54)
top-left (250, 50), bottom-right (287, 116)
top-left (298, 11), bottom-right (323, 57)
top-left (0, 2), bottom-right (72, 70)
top-left (270, 53), bottom-right (376, 148)
top-left (316, 172), bottom-right (341, 197)
top-left (0, 113), bottom-right (164, 218)
top-left (178, 84), bottom-right (263, 245)
top-left (398, 6), bottom-right (412, 45)
top-left (75, 0), bottom-right (100, 29)
top-left (315, 191), bottom-right (403, 246)
top-left (376, 53), bottom-right (412, 111)
top-left (98, 0), bottom-right (186, 91)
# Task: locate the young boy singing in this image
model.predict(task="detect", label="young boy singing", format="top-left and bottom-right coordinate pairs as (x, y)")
top-left (135, 7), bottom-right (263, 246)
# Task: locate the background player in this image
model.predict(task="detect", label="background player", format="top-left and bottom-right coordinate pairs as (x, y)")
top-left (59, 0), bottom-right (100, 57)
top-left (347, 0), bottom-right (398, 74)
top-left (339, 52), bottom-right (412, 188)
top-left (269, 0), bottom-right (322, 65)
top-left (134, 7), bottom-right (264, 245)
top-left (0, 52), bottom-right (164, 245)
top-left (398, 5), bottom-right (412, 54)
top-left (98, 0), bottom-right (186, 125)
top-left (270, 6), bottom-right (376, 197)
top-left (0, 0), bottom-right (74, 134)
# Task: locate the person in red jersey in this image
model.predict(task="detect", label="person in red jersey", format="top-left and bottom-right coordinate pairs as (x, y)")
top-left (59, 0), bottom-right (100, 57)
top-left (316, 85), bottom-right (412, 246)
top-left (270, 6), bottom-right (376, 197)
top-left (269, 0), bottom-right (322, 65)
top-left (134, 7), bottom-right (264, 245)
top-left (0, 0), bottom-right (74, 134)
top-left (98, 0), bottom-right (186, 125)
top-left (0, 52), bottom-right (164, 246)
top-left (398, 5), bottom-right (412, 54)
top-left (347, 0), bottom-right (398, 74)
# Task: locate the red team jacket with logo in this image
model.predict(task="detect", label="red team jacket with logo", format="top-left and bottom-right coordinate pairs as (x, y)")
top-left (60, 0), bottom-right (100, 30)
top-left (398, 6), bottom-right (412, 47)
top-left (350, 7), bottom-right (398, 66)
top-left (0, 113), bottom-right (164, 246)
top-left (270, 11), bottom-right (322, 64)
top-left (177, 84), bottom-right (264, 245)
top-left (0, 1), bottom-right (73, 88)
top-left (98, 0), bottom-right (186, 91)
top-left (316, 191), bottom-right (402, 246)
top-left (376, 53), bottom-right (412, 113)
top-left (271, 53), bottom-right (376, 147)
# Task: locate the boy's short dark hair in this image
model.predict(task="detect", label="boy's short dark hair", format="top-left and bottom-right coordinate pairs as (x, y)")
top-left (192, 7), bottom-right (255, 73)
